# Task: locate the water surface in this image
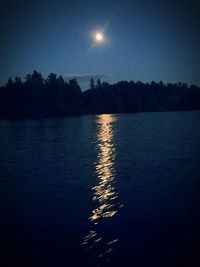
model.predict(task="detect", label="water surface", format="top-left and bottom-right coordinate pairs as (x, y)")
top-left (0, 111), bottom-right (200, 266)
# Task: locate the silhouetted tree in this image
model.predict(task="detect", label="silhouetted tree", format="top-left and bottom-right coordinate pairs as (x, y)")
top-left (90, 78), bottom-right (95, 90)
top-left (57, 75), bottom-right (65, 86)
top-left (0, 70), bottom-right (200, 119)
top-left (25, 74), bottom-right (31, 82)
top-left (46, 73), bottom-right (57, 85)
top-left (6, 77), bottom-right (13, 88)
top-left (69, 78), bottom-right (79, 88)
top-left (14, 77), bottom-right (22, 86)
top-left (102, 82), bottom-right (109, 88)
top-left (96, 78), bottom-right (102, 89)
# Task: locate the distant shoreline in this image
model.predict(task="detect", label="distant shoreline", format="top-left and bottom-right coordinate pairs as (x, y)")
top-left (0, 71), bottom-right (200, 120)
top-left (1, 109), bottom-right (200, 121)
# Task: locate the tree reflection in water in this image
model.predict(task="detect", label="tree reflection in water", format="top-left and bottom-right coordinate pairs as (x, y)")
top-left (82, 114), bottom-right (123, 265)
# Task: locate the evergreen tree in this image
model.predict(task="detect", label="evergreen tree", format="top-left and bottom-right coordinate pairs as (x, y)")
top-left (96, 78), bottom-right (102, 89)
top-left (6, 77), bottom-right (13, 88)
top-left (90, 78), bottom-right (95, 89)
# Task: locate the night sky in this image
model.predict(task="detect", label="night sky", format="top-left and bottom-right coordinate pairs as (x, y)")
top-left (0, 0), bottom-right (200, 89)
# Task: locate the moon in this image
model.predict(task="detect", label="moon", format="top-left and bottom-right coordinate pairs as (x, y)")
top-left (95, 32), bottom-right (103, 42)
top-left (93, 32), bottom-right (104, 43)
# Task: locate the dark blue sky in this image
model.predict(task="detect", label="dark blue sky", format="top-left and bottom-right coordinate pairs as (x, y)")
top-left (0, 0), bottom-right (200, 88)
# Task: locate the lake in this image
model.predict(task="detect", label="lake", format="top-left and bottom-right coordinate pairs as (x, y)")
top-left (0, 111), bottom-right (200, 266)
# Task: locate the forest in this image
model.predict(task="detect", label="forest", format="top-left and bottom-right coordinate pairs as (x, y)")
top-left (0, 70), bottom-right (200, 119)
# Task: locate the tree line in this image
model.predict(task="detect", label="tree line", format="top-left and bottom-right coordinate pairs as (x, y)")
top-left (0, 70), bottom-right (200, 119)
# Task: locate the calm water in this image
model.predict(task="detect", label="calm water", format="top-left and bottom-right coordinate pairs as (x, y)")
top-left (0, 111), bottom-right (200, 266)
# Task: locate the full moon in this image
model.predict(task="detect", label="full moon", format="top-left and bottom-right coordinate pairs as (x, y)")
top-left (95, 32), bottom-right (103, 42)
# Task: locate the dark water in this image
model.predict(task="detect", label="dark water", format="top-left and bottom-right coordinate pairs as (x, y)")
top-left (0, 111), bottom-right (200, 266)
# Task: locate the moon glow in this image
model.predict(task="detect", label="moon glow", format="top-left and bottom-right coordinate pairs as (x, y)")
top-left (95, 33), bottom-right (103, 41)
top-left (94, 32), bottom-right (104, 43)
